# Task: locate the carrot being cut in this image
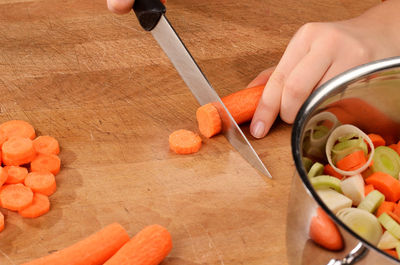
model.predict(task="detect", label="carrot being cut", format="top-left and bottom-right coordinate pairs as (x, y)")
top-left (309, 207), bottom-right (343, 251)
top-left (169, 129), bottom-right (202, 155)
top-left (365, 172), bottom-right (400, 202)
top-left (336, 150), bottom-right (367, 171)
top-left (0, 167), bottom-right (8, 187)
top-left (0, 183), bottom-right (33, 211)
top-left (30, 154), bottom-right (61, 175)
top-left (367, 133), bottom-right (386, 148)
top-left (196, 85), bottom-right (264, 138)
top-left (0, 120), bottom-right (36, 140)
top-left (19, 193), bottom-right (50, 218)
top-left (4, 166), bottom-right (28, 184)
top-left (33, 136), bottom-right (60, 155)
top-left (2, 137), bottom-right (36, 166)
top-left (323, 164), bottom-right (343, 180)
top-left (21, 223), bottom-right (130, 265)
top-left (24, 172), bottom-right (56, 196)
top-left (104, 224), bottom-right (173, 265)
top-left (375, 201), bottom-right (396, 217)
top-left (364, 184), bottom-right (374, 196)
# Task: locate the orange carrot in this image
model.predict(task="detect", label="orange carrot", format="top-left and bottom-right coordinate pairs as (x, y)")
top-left (19, 193), bottom-right (50, 218)
top-left (0, 211), bottom-right (4, 232)
top-left (375, 201), bottom-right (395, 217)
top-left (169, 129), bottom-right (202, 155)
top-left (104, 224), bottom-right (173, 265)
top-left (4, 166), bottom-right (28, 184)
top-left (2, 137), bottom-right (36, 166)
top-left (0, 130), bottom-right (6, 148)
top-left (323, 164), bottom-right (343, 180)
top-left (0, 120), bottom-right (36, 140)
top-left (196, 85), bottom-right (264, 138)
top-left (24, 172), bottom-right (56, 196)
top-left (0, 167), bottom-right (8, 187)
top-left (21, 223), bottom-right (130, 265)
top-left (33, 136), bottom-right (60, 155)
top-left (365, 172), bottom-right (400, 202)
top-left (336, 150), bottom-right (366, 171)
top-left (196, 103), bottom-right (222, 138)
top-left (30, 154), bottom-right (61, 175)
top-left (388, 211), bottom-right (400, 224)
top-left (309, 207), bottom-right (343, 251)
top-left (392, 201), bottom-right (400, 220)
top-left (364, 184), bottom-right (374, 196)
top-left (384, 249), bottom-right (399, 259)
top-left (367, 133), bottom-right (386, 148)
top-left (0, 184), bottom-right (33, 211)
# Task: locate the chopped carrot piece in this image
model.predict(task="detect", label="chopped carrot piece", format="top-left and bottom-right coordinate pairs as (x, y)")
top-left (375, 201), bottom-right (396, 217)
top-left (388, 211), bottom-right (400, 224)
top-left (30, 154), bottom-right (61, 176)
top-left (365, 172), bottom-right (400, 202)
top-left (2, 137), bottom-right (36, 166)
top-left (0, 184), bottom-right (33, 211)
top-left (169, 129), bottom-right (202, 155)
top-left (367, 133), bottom-right (386, 148)
top-left (24, 172), bottom-right (56, 196)
top-left (309, 207), bottom-right (343, 251)
top-left (392, 201), bottom-right (400, 220)
top-left (364, 184), bottom-right (374, 196)
top-left (0, 120), bottom-right (36, 140)
top-left (19, 193), bottom-right (50, 218)
top-left (0, 211), bottom-right (4, 232)
top-left (4, 166), bottom-right (28, 184)
top-left (104, 224), bottom-right (173, 265)
top-left (323, 164), bottom-right (343, 180)
top-left (384, 249), bottom-right (398, 259)
top-left (336, 150), bottom-right (367, 171)
top-left (196, 103), bottom-right (222, 138)
top-left (0, 130), bottom-right (6, 148)
top-left (21, 223), bottom-right (130, 265)
top-left (33, 136), bottom-right (60, 155)
top-left (0, 167), bottom-right (8, 187)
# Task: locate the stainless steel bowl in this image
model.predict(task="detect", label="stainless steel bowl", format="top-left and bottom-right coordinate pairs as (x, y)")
top-left (288, 56), bottom-right (400, 265)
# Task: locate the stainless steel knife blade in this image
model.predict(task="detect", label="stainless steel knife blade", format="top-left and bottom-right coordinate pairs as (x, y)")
top-left (132, 1), bottom-right (272, 178)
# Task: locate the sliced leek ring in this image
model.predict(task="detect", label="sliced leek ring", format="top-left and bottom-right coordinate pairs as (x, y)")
top-left (337, 207), bottom-right (383, 245)
top-left (308, 162), bottom-right (324, 178)
top-left (378, 213), bottom-right (400, 239)
top-left (311, 175), bottom-right (342, 193)
top-left (371, 146), bottom-right (400, 179)
top-left (357, 190), bottom-right (385, 213)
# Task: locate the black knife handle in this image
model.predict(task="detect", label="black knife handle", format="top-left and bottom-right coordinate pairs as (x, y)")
top-left (133, 0), bottom-right (166, 31)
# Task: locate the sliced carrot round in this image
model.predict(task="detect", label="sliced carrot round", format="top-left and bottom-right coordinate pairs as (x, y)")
top-left (4, 166), bottom-right (28, 184)
top-left (0, 211), bottom-right (4, 232)
top-left (30, 154), bottom-right (61, 175)
top-left (0, 120), bottom-right (36, 140)
top-left (19, 193), bottom-right (50, 218)
top-left (0, 167), bottom-right (8, 187)
top-left (196, 103), bottom-right (222, 138)
top-left (24, 172), bottom-right (56, 196)
top-left (0, 184), bottom-right (33, 211)
top-left (2, 137), bottom-right (36, 166)
top-left (33, 136), bottom-right (60, 155)
top-left (169, 129), bottom-right (202, 155)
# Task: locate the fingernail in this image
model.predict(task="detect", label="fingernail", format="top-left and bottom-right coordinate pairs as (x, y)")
top-left (251, 121), bottom-right (265, 139)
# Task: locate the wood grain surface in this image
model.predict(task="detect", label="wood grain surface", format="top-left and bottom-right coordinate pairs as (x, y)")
top-left (0, 0), bottom-right (378, 264)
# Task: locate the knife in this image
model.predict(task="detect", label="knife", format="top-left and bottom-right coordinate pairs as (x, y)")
top-left (132, 0), bottom-right (272, 178)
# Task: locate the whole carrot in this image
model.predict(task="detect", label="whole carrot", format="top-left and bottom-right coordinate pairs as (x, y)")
top-left (104, 224), bottom-right (172, 265)
top-left (22, 223), bottom-right (130, 265)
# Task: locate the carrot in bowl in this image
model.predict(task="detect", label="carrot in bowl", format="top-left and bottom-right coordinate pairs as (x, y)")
top-left (104, 224), bottom-right (173, 265)
top-left (21, 223), bottom-right (130, 265)
top-left (336, 150), bottom-right (367, 172)
top-left (33, 136), bottom-right (60, 155)
top-left (0, 120), bottom-right (36, 140)
top-left (19, 193), bottom-right (50, 218)
top-left (169, 129), bottom-right (202, 155)
top-left (30, 154), bottom-right (61, 175)
top-left (367, 133), bottom-right (386, 148)
top-left (24, 172), bottom-right (56, 196)
top-left (2, 137), bottom-right (36, 166)
top-left (0, 183), bottom-right (33, 211)
top-left (4, 166), bottom-right (28, 184)
top-left (365, 172), bottom-right (400, 202)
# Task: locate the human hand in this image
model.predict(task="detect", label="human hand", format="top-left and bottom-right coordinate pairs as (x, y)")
top-left (107, 0), bottom-right (166, 14)
top-left (249, 0), bottom-right (400, 139)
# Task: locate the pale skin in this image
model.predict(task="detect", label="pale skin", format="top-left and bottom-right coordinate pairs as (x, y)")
top-left (108, 0), bottom-right (400, 138)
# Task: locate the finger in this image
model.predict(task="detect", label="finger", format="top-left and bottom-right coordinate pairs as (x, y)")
top-left (249, 29), bottom-right (312, 138)
top-left (280, 49), bottom-right (332, 123)
top-left (246, 67), bottom-right (275, 88)
top-left (107, 0), bottom-right (134, 14)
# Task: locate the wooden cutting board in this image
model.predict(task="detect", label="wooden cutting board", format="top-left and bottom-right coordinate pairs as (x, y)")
top-left (0, 0), bottom-right (378, 264)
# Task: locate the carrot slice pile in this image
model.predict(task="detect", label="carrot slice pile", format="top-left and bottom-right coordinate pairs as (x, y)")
top-left (169, 129), bottom-right (202, 155)
top-left (19, 193), bottom-right (50, 218)
top-left (0, 119), bottom-right (61, 232)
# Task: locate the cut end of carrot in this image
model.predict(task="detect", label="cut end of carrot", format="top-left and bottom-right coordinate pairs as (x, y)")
top-left (0, 120), bottom-right (36, 140)
top-left (0, 167), bottom-right (8, 187)
top-left (0, 184), bottom-right (33, 211)
top-left (24, 172), bottom-right (57, 196)
top-left (19, 193), bottom-right (50, 218)
top-left (2, 137), bottom-right (36, 166)
top-left (33, 136), bottom-right (60, 155)
top-left (169, 129), bottom-right (202, 155)
top-left (4, 166), bottom-right (28, 184)
top-left (30, 154), bottom-right (61, 176)
top-left (196, 103), bottom-right (222, 138)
